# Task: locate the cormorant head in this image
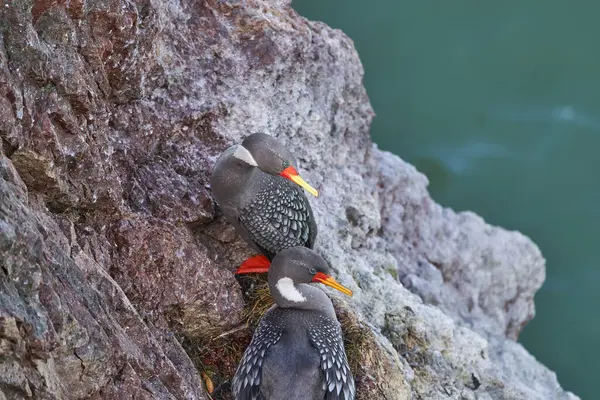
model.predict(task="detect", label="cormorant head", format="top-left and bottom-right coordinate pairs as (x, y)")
top-left (270, 247), bottom-right (353, 300)
top-left (233, 133), bottom-right (319, 197)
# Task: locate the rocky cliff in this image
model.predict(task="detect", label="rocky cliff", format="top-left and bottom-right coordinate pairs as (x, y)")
top-left (0, 0), bottom-right (578, 399)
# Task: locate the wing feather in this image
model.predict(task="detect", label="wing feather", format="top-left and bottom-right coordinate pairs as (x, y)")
top-left (307, 315), bottom-right (355, 400)
top-left (232, 315), bottom-right (284, 400)
top-left (239, 178), bottom-right (316, 258)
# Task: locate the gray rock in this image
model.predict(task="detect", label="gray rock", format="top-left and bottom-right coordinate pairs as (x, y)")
top-left (0, 0), bottom-right (577, 399)
top-left (0, 157), bottom-right (208, 399)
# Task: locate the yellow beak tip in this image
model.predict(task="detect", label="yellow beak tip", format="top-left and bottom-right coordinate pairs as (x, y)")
top-left (286, 173), bottom-right (319, 198)
top-left (320, 277), bottom-right (353, 297)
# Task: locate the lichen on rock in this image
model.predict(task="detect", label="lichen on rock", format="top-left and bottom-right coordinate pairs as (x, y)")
top-left (0, 0), bottom-right (578, 399)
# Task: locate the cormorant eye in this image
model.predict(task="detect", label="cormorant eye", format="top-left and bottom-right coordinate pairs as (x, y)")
top-left (282, 160), bottom-right (290, 169)
top-left (308, 268), bottom-right (316, 275)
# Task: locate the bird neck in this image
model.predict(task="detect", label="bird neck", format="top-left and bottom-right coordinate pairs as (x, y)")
top-left (211, 146), bottom-right (256, 205)
top-left (269, 278), bottom-right (337, 319)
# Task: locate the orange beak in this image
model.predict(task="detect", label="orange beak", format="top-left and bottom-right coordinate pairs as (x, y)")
top-left (312, 272), bottom-right (353, 296)
top-left (280, 166), bottom-right (319, 197)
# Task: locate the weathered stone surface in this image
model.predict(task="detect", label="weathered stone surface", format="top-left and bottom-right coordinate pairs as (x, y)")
top-left (0, 0), bottom-right (577, 399)
top-left (0, 157), bottom-right (208, 399)
top-left (371, 149), bottom-right (546, 340)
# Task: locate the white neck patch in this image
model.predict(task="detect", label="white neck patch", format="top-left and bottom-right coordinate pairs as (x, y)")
top-left (233, 145), bottom-right (258, 167)
top-left (275, 277), bottom-right (306, 303)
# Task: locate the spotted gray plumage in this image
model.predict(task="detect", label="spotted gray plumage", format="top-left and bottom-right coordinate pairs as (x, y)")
top-left (210, 134), bottom-right (318, 262)
top-left (232, 248), bottom-right (355, 400)
top-left (308, 315), bottom-right (355, 400)
top-left (233, 308), bottom-right (354, 400)
top-left (238, 175), bottom-right (316, 259)
top-left (232, 312), bottom-right (284, 400)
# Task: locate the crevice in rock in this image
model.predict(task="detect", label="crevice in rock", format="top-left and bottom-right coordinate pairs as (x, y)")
top-left (73, 349), bottom-right (86, 382)
top-left (425, 257), bottom-right (450, 283)
top-left (1, 136), bottom-right (17, 158)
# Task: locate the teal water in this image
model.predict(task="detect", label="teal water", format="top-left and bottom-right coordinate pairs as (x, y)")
top-left (295, 2), bottom-right (599, 398)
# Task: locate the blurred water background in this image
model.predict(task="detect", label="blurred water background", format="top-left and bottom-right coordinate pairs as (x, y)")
top-left (296, 2), bottom-right (599, 398)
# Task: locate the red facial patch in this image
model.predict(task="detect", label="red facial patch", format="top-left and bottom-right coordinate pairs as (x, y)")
top-left (312, 271), bottom-right (329, 283)
top-left (280, 166), bottom-right (299, 178)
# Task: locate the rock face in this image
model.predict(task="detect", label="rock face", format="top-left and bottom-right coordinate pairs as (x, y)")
top-left (0, 0), bottom-right (577, 399)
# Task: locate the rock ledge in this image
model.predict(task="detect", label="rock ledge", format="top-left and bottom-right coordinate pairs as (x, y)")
top-left (0, 0), bottom-right (577, 399)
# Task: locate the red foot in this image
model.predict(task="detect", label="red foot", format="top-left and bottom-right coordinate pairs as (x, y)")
top-left (235, 255), bottom-right (271, 274)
